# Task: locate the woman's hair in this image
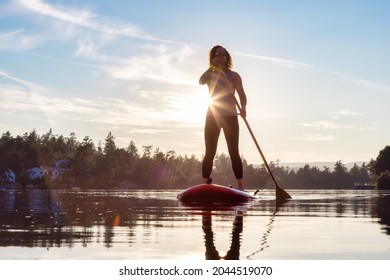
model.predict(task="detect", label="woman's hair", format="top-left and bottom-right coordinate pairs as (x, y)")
top-left (209, 45), bottom-right (233, 70)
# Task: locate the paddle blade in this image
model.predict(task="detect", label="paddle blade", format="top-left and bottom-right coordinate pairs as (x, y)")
top-left (276, 185), bottom-right (291, 200)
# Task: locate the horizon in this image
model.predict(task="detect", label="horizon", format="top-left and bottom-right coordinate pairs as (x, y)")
top-left (1, 0), bottom-right (389, 165)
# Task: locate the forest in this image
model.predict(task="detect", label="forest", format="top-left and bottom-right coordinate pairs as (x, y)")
top-left (0, 129), bottom-right (389, 190)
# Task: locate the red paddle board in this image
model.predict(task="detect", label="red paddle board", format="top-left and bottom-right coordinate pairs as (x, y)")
top-left (177, 183), bottom-right (256, 205)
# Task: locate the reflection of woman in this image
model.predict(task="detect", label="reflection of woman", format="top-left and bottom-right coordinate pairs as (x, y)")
top-left (199, 45), bottom-right (247, 190)
top-left (202, 212), bottom-right (243, 260)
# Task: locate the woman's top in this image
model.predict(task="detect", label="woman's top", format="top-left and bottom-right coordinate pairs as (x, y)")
top-left (207, 69), bottom-right (238, 116)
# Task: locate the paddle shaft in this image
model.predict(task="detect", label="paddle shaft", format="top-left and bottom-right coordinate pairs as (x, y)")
top-left (234, 98), bottom-right (291, 199)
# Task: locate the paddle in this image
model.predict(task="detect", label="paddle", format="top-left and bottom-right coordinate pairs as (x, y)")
top-left (246, 198), bottom-right (289, 259)
top-left (234, 97), bottom-right (292, 200)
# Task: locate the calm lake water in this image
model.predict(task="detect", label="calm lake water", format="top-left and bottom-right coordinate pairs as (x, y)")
top-left (0, 188), bottom-right (389, 260)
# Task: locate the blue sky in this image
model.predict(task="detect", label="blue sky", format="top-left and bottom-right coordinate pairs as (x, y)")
top-left (0, 0), bottom-right (389, 165)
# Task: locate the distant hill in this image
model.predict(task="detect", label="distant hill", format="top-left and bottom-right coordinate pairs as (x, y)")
top-left (278, 161), bottom-right (367, 171)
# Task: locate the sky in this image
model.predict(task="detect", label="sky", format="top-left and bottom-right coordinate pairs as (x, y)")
top-left (0, 0), bottom-right (389, 166)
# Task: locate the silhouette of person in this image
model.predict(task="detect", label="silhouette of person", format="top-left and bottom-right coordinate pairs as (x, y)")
top-left (199, 45), bottom-right (247, 190)
top-left (202, 211), bottom-right (243, 260)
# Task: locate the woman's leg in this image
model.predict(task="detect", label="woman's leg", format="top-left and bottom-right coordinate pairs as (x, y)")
top-left (202, 113), bottom-right (221, 181)
top-left (223, 116), bottom-right (244, 189)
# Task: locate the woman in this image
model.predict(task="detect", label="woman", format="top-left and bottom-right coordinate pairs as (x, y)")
top-left (199, 45), bottom-right (247, 190)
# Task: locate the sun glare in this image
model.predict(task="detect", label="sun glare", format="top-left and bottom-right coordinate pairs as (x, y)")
top-left (176, 92), bottom-right (211, 124)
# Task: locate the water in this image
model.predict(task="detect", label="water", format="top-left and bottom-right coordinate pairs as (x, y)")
top-left (0, 188), bottom-right (389, 260)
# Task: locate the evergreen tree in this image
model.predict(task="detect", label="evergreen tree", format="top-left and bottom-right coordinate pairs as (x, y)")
top-left (371, 146), bottom-right (390, 189)
top-left (332, 161), bottom-right (351, 188)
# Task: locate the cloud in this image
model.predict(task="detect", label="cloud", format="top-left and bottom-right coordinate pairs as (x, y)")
top-left (1, 7), bottom-right (200, 134)
top-left (300, 121), bottom-right (342, 130)
top-left (0, 71), bottom-right (101, 129)
top-left (235, 52), bottom-right (312, 71)
top-left (0, 29), bottom-right (49, 51)
top-left (0, 70), bottom-right (52, 94)
top-left (103, 44), bottom-right (198, 86)
top-left (327, 70), bottom-right (390, 93)
top-left (298, 134), bottom-right (336, 142)
top-left (328, 110), bottom-right (363, 117)
top-left (15, 0), bottom-right (93, 24)
top-left (236, 51), bottom-right (390, 94)
top-left (299, 121), bottom-right (355, 130)
top-left (9, 0), bottom-right (198, 86)
top-left (0, 70), bottom-right (200, 135)
top-left (14, 0), bottom-right (181, 44)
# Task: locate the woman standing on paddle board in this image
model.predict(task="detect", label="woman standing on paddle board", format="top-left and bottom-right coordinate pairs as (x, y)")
top-left (199, 45), bottom-right (247, 190)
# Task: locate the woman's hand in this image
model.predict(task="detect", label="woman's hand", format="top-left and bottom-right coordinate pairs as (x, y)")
top-left (210, 57), bottom-right (222, 68)
top-left (240, 108), bottom-right (247, 118)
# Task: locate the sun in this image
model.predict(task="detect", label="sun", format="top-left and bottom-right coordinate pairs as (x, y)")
top-left (177, 91), bottom-right (211, 124)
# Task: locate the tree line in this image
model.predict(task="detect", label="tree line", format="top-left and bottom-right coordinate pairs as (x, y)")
top-left (1, 130), bottom-right (388, 189)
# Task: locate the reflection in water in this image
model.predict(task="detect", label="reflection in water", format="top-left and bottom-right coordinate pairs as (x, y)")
top-left (246, 200), bottom-right (288, 259)
top-left (201, 200), bottom-right (289, 260)
top-left (0, 189), bottom-right (177, 249)
top-left (202, 211), bottom-right (243, 260)
top-left (0, 189), bottom-right (390, 259)
top-left (0, 189), bottom-right (70, 248)
top-left (373, 194), bottom-right (390, 235)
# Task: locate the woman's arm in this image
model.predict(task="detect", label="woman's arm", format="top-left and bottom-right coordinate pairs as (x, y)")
top-left (199, 68), bottom-right (213, 85)
top-left (232, 72), bottom-right (247, 117)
